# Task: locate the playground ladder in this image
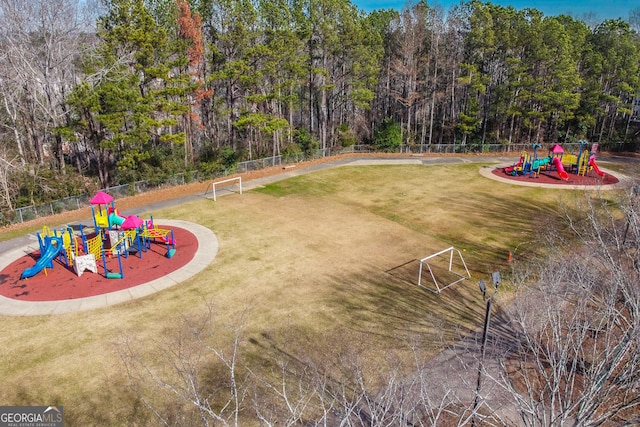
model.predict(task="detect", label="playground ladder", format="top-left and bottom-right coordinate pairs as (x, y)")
top-left (577, 151), bottom-right (589, 176)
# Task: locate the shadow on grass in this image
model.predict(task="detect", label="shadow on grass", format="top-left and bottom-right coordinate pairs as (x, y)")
top-left (321, 262), bottom-right (486, 348)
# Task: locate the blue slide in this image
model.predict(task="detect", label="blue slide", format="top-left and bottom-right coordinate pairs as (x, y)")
top-left (20, 236), bottom-right (64, 279)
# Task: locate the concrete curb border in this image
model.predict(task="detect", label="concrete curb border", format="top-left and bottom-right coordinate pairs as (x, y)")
top-left (478, 163), bottom-right (633, 190)
top-left (0, 220), bottom-right (217, 316)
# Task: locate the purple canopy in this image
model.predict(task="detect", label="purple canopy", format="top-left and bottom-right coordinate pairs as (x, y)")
top-left (121, 215), bottom-right (143, 230)
top-left (90, 191), bottom-right (114, 205)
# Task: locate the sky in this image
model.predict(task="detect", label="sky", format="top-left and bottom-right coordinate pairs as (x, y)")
top-left (353, 0), bottom-right (637, 21)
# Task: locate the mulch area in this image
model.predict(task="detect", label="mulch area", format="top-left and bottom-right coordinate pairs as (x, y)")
top-left (0, 225), bottom-right (197, 301)
top-left (492, 167), bottom-right (620, 186)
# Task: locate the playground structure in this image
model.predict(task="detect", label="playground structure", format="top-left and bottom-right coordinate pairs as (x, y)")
top-left (20, 191), bottom-right (176, 280)
top-left (504, 141), bottom-right (605, 181)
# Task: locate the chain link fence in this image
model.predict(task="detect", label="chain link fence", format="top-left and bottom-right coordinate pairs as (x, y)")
top-left (0, 141), bottom-right (610, 226)
top-left (4, 176), bottom-right (188, 227)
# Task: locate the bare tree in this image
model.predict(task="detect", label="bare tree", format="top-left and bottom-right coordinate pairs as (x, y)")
top-left (387, 4), bottom-right (428, 144)
top-left (118, 304), bottom-right (248, 427)
top-left (119, 304), bottom-right (479, 426)
top-left (249, 334), bottom-right (469, 426)
top-left (629, 7), bottom-right (640, 34)
top-left (0, 0), bottom-right (96, 167)
top-left (485, 188), bottom-right (640, 427)
top-left (0, 146), bottom-right (20, 212)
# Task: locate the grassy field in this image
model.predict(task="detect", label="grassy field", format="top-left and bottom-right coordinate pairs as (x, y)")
top-left (0, 161), bottom-right (627, 424)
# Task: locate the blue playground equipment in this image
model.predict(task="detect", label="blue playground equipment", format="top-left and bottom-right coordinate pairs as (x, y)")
top-left (20, 192), bottom-right (177, 280)
top-left (20, 231), bottom-right (66, 279)
top-left (504, 141), bottom-right (605, 180)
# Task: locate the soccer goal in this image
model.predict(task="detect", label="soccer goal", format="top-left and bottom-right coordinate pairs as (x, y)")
top-left (418, 246), bottom-right (471, 294)
top-left (204, 177), bottom-right (243, 201)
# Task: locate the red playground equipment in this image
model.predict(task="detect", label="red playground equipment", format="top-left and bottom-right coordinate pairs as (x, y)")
top-left (504, 141), bottom-right (605, 181)
top-left (20, 192), bottom-right (177, 280)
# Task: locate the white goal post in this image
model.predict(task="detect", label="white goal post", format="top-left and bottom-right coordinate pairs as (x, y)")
top-left (204, 177), bottom-right (243, 201)
top-left (418, 246), bottom-right (471, 294)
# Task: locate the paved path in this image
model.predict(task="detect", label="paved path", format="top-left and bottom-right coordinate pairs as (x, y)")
top-left (0, 154), bottom-right (633, 316)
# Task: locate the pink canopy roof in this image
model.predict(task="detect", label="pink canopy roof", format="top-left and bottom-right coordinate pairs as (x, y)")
top-left (549, 144), bottom-right (564, 154)
top-left (90, 191), bottom-right (114, 205)
top-left (121, 215), bottom-right (143, 230)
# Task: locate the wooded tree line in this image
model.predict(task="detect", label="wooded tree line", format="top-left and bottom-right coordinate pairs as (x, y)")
top-left (0, 0), bottom-right (639, 210)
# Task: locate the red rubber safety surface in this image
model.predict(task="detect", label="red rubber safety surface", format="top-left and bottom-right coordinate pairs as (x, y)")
top-left (0, 226), bottom-right (197, 301)
top-left (491, 168), bottom-right (620, 186)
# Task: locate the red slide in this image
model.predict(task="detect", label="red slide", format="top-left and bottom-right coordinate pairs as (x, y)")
top-left (552, 157), bottom-right (569, 181)
top-left (589, 155), bottom-right (605, 177)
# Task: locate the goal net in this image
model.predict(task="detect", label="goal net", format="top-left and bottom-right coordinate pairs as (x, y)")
top-left (204, 177), bottom-right (243, 201)
top-left (418, 247), bottom-right (471, 294)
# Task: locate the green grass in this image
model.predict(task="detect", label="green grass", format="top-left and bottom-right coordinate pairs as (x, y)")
top-left (0, 162), bottom-right (625, 425)
top-left (0, 225), bottom-right (40, 242)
